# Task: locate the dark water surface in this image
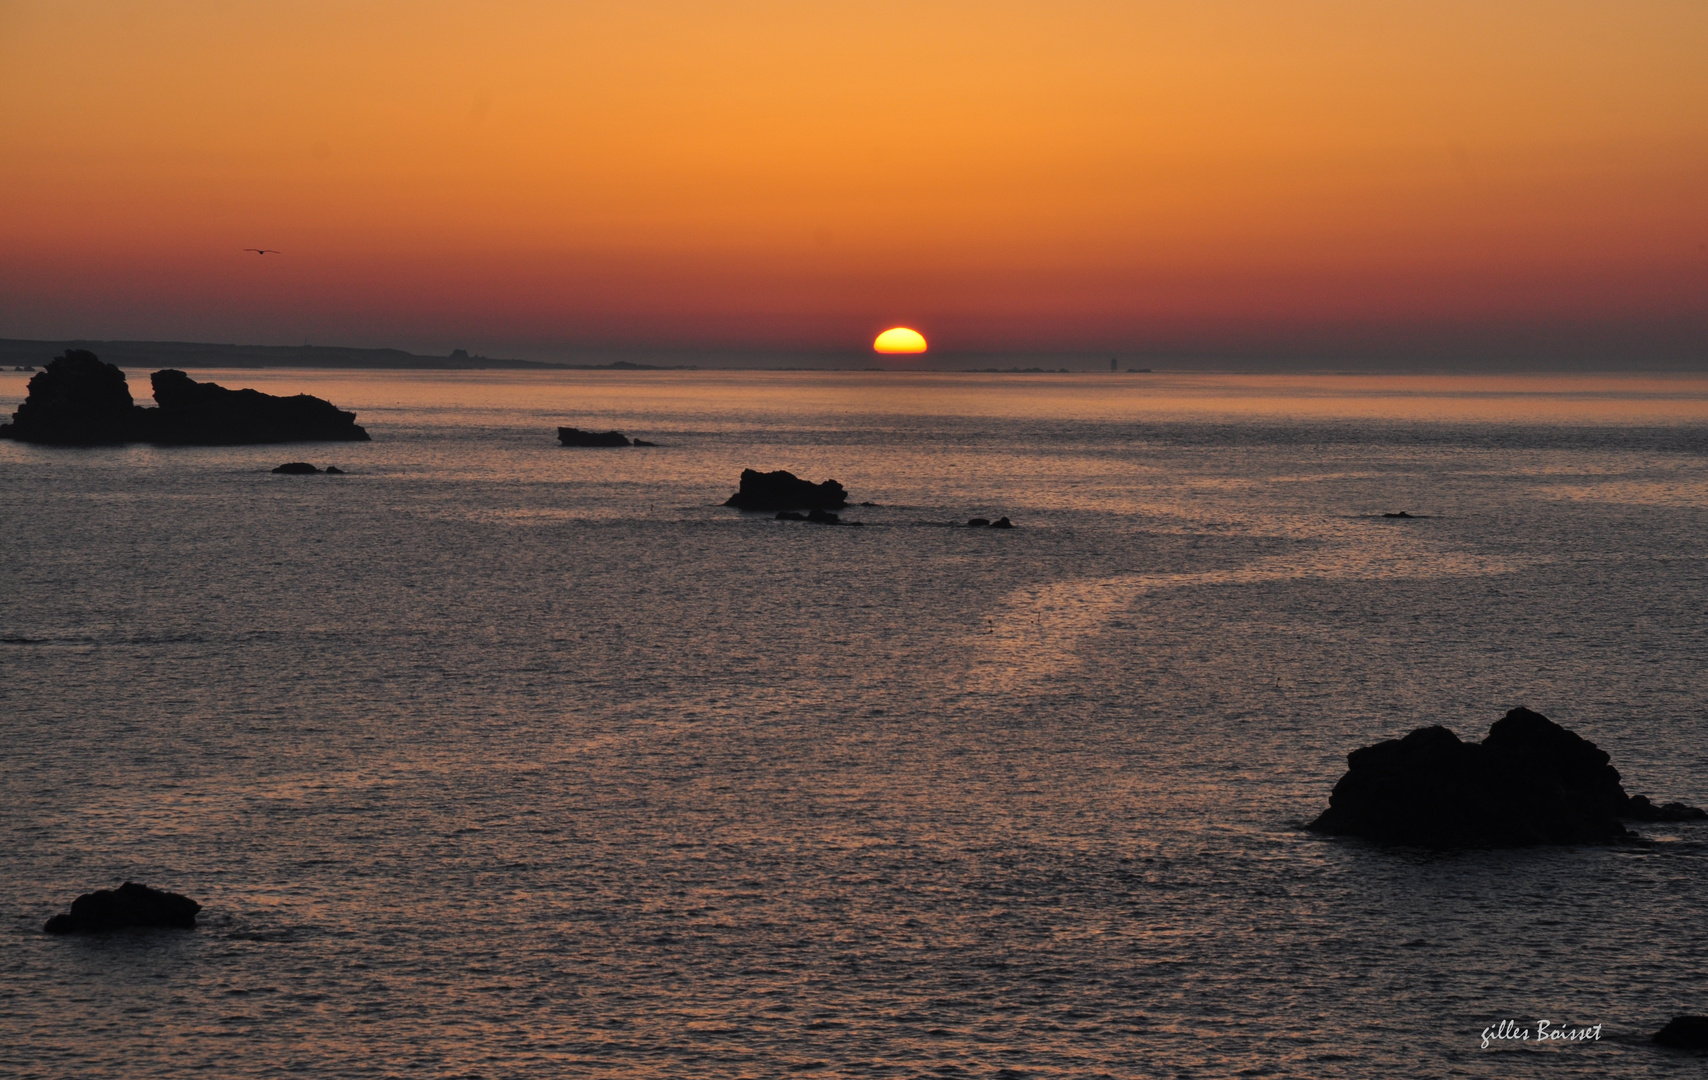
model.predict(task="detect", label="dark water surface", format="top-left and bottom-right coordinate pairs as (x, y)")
top-left (3, 370), bottom-right (1706, 1078)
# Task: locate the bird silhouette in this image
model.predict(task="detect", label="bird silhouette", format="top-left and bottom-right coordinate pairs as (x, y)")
top-left (244, 248), bottom-right (280, 255)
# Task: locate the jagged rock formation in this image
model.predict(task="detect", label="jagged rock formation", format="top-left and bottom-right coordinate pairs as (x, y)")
top-left (725, 469), bottom-right (848, 511)
top-left (0, 352), bottom-right (369, 445)
top-left (0, 350), bottom-right (139, 444)
top-left (1308, 707), bottom-right (1706, 847)
top-left (147, 369), bottom-right (368, 444)
top-left (43, 882), bottom-right (201, 934)
top-left (558, 427), bottom-right (632, 447)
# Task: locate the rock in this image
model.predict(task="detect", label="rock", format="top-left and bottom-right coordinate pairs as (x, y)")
top-left (43, 882), bottom-right (201, 934)
top-left (1654, 1016), bottom-right (1708, 1048)
top-left (1383, 511), bottom-right (1414, 518)
top-left (775, 511), bottom-right (807, 521)
top-left (990, 517), bottom-right (1014, 528)
top-left (724, 469), bottom-right (848, 511)
top-left (0, 350), bottom-right (144, 444)
top-left (557, 427), bottom-right (632, 447)
top-left (323, 465), bottom-right (345, 475)
top-left (1625, 794), bottom-right (1708, 822)
top-left (148, 369), bottom-right (369, 444)
top-left (967, 517), bottom-right (991, 527)
top-left (1308, 707), bottom-right (1706, 847)
top-left (0, 354), bottom-right (370, 445)
top-left (632, 439), bottom-right (658, 447)
top-left (271, 462), bottom-right (321, 474)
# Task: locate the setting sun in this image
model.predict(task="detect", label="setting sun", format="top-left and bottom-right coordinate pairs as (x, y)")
top-left (873, 328), bottom-right (927, 354)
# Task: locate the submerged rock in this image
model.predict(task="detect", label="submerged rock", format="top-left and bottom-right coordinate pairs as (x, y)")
top-left (1654, 1016), bottom-right (1708, 1049)
top-left (558, 427), bottom-right (632, 447)
top-left (774, 508), bottom-right (863, 526)
top-left (1308, 707), bottom-right (1706, 848)
top-left (0, 353), bottom-right (369, 445)
top-left (1382, 511), bottom-right (1415, 518)
top-left (967, 517), bottom-right (990, 527)
top-left (990, 517), bottom-right (1014, 529)
top-left (725, 468), bottom-right (848, 511)
top-left (966, 516), bottom-right (1015, 528)
top-left (272, 462), bottom-right (321, 474)
top-left (43, 882), bottom-right (201, 934)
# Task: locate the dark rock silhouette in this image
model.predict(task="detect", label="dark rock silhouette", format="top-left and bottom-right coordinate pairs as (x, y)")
top-left (775, 511), bottom-right (807, 521)
top-left (272, 462), bottom-right (321, 474)
top-left (1383, 511), bottom-right (1414, 518)
top-left (43, 882), bottom-right (201, 934)
top-left (148, 369), bottom-right (369, 444)
top-left (991, 517), bottom-right (1014, 528)
top-left (966, 516), bottom-right (1014, 528)
top-left (324, 465), bottom-right (345, 474)
top-left (0, 350), bottom-right (141, 444)
top-left (1308, 707), bottom-right (1706, 847)
top-left (725, 469), bottom-right (848, 511)
top-left (1654, 1016), bottom-right (1708, 1049)
top-left (558, 427), bottom-right (632, 447)
top-left (967, 517), bottom-right (991, 527)
top-left (632, 439), bottom-right (658, 447)
top-left (0, 353), bottom-right (369, 445)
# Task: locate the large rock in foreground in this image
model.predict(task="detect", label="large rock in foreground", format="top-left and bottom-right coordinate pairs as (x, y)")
top-left (43, 882), bottom-right (201, 934)
top-left (0, 352), bottom-right (369, 445)
top-left (0, 350), bottom-right (142, 444)
top-left (725, 468), bottom-right (848, 511)
top-left (1309, 707), bottom-right (1706, 848)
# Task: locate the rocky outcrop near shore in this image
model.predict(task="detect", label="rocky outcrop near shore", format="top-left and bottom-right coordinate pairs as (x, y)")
top-left (725, 468), bottom-right (848, 511)
top-left (43, 882), bottom-right (201, 934)
top-left (0, 351), bottom-right (370, 445)
top-left (1308, 707), bottom-right (1706, 847)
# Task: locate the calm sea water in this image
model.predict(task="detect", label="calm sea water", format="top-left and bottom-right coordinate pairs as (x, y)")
top-left (3, 369), bottom-right (1706, 1078)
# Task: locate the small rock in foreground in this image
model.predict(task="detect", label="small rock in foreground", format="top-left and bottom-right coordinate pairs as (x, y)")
top-left (1654, 1016), bottom-right (1708, 1049)
top-left (44, 882), bottom-right (201, 934)
top-left (1308, 707), bottom-right (1705, 848)
top-left (558, 427), bottom-right (632, 447)
top-left (272, 462), bottom-right (321, 474)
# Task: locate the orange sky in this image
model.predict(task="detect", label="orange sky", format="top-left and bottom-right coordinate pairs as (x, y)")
top-left (2, 1), bottom-right (1705, 363)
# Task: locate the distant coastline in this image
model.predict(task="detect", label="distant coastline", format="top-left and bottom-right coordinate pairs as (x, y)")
top-left (0, 339), bottom-right (695, 372)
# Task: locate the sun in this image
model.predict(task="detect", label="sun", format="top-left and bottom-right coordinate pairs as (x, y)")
top-left (873, 327), bottom-right (927, 354)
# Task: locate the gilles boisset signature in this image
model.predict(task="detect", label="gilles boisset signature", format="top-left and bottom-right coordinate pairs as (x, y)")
top-left (1481, 1019), bottom-right (1602, 1049)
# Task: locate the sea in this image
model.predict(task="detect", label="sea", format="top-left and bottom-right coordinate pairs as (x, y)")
top-left (2, 368), bottom-right (1706, 1078)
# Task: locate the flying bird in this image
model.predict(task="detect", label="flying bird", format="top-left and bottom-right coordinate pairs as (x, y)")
top-left (244, 248), bottom-right (280, 255)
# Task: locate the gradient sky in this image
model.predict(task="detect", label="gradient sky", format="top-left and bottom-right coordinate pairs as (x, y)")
top-left (2, 1), bottom-right (1705, 363)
